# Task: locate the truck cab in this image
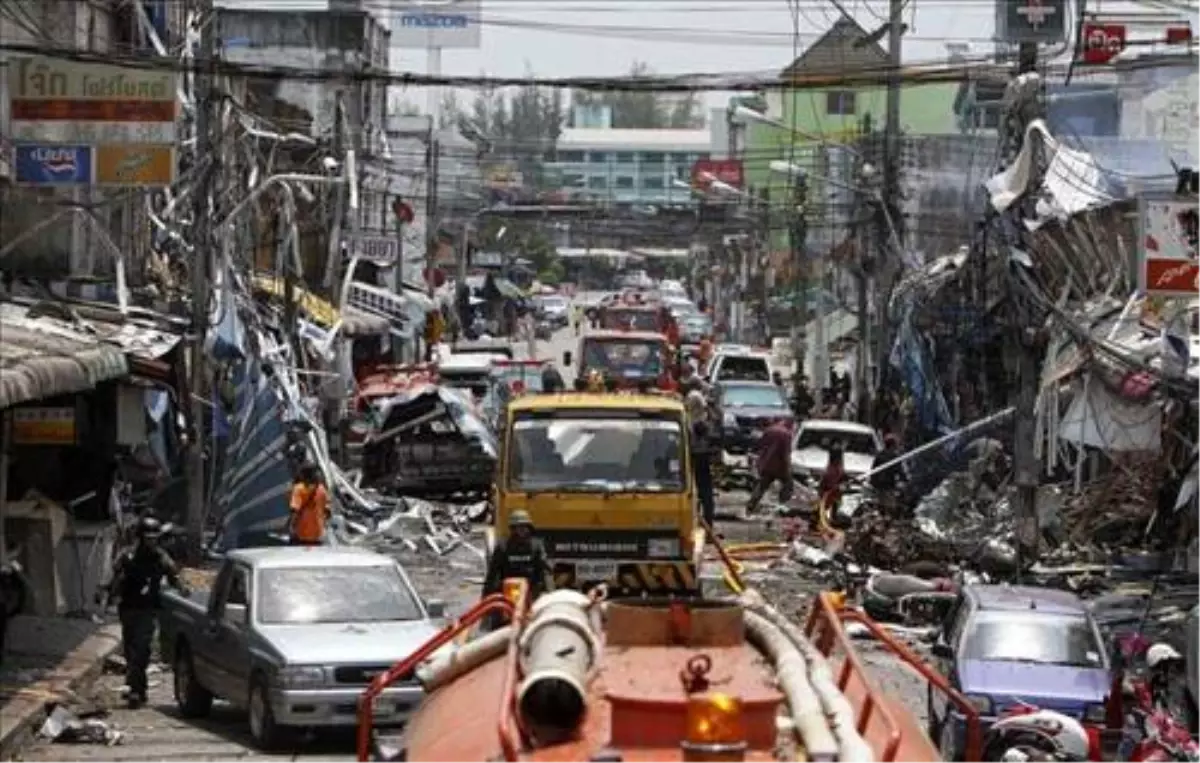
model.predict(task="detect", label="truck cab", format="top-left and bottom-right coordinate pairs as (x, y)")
top-left (488, 393), bottom-right (702, 595)
top-left (564, 330), bottom-right (677, 392)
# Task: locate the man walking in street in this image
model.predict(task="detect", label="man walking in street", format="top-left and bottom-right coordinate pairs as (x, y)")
top-left (101, 516), bottom-right (189, 708)
top-left (286, 462), bottom-right (329, 546)
top-left (686, 391), bottom-right (716, 529)
top-left (746, 418), bottom-right (795, 514)
top-left (481, 511), bottom-right (553, 628)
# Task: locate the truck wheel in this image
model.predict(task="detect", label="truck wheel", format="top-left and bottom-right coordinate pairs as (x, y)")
top-left (248, 674), bottom-right (285, 750)
top-left (173, 644), bottom-right (213, 718)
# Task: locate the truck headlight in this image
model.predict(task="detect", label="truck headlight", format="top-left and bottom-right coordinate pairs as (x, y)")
top-left (722, 412), bottom-right (736, 427)
top-left (647, 537), bottom-right (681, 558)
top-left (279, 666), bottom-right (328, 688)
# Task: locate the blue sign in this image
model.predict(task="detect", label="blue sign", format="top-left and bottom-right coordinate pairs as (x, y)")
top-left (400, 12), bottom-right (469, 28)
top-left (14, 144), bottom-right (92, 185)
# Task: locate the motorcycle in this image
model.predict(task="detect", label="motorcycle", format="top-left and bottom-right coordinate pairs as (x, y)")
top-left (982, 705), bottom-right (1094, 762)
top-left (1112, 636), bottom-right (1199, 762)
top-left (860, 572), bottom-right (959, 626)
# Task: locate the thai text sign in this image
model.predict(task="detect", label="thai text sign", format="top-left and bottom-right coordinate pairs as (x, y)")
top-left (1137, 192), bottom-right (1199, 298)
top-left (343, 233), bottom-right (400, 264)
top-left (14, 143), bottom-right (174, 186)
top-left (7, 56), bottom-right (178, 144)
top-left (1081, 22), bottom-right (1126, 65)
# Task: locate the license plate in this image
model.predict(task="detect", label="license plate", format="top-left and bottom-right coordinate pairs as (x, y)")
top-left (575, 561), bottom-right (618, 582)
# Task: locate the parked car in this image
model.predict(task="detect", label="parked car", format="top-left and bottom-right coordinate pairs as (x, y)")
top-left (927, 584), bottom-right (1111, 759)
top-left (534, 294), bottom-right (570, 328)
top-left (790, 419), bottom-right (881, 481)
top-left (714, 380), bottom-right (793, 455)
top-left (705, 350), bottom-right (774, 383)
top-left (160, 547), bottom-right (447, 749)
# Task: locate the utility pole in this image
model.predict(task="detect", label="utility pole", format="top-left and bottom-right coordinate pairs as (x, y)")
top-left (788, 173), bottom-right (808, 389)
top-left (1007, 40), bottom-right (1045, 578)
top-left (870, 0), bottom-right (905, 425)
top-left (185, 0), bottom-right (216, 561)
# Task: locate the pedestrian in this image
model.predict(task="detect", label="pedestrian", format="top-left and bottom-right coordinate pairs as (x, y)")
top-left (100, 516), bottom-right (190, 708)
top-left (481, 511), bottom-right (554, 628)
top-left (572, 304), bottom-right (583, 336)
top-left (870, 434), bottom-right (903, 493)
top-left (286, 462), bottom-right (329, 546)
top-left (791, 375), bottom-right (814, 421)
top-left (679, 362), bottom-right (708, 397)
top-left (541, 364), bottom-right (565, 394)
top-left (772, 370), bottom-right (785, 389)
top-left (746, 418), bottom-right (795, 514)
top-left (686, 391), bottom-right (716, 529)
top-left (818, 442), bottom-right (847, 523)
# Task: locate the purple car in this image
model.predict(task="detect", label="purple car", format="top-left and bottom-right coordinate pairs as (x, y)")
top-left (928, 584), bottom-right (1111, 759)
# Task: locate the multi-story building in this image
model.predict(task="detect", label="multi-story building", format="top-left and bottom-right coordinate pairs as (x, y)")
top-left (544, 105), bottom-right (718, 207)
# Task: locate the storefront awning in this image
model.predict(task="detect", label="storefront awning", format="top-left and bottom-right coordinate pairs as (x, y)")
top-left (0, 302), bottom-right (130, 409)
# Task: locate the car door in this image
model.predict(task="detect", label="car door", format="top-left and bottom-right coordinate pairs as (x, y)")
top-left (206, 564), bottom-right (253, 703)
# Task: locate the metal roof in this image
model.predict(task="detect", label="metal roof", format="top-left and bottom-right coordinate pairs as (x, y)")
top-left (0, 302), bottom-right (130, 409)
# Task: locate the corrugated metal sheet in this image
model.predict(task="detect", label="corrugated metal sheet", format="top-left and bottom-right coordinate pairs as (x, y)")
top-left (0, 303), bottom-right (130, 409)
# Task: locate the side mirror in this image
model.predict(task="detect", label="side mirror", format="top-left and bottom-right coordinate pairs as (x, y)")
top-left (425, 599), bottom-right (447, 619)
top-left (562, 351), bottom-right (573, 367)
top-left (930, 642), bottom-right (954, 660)
top-left (224, 603), bottom-right (248, 627)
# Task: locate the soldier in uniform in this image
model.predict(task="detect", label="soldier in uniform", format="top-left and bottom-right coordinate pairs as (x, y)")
top-left (101, 516), bottom-right (190, 707)
top-left (481, 511), bottom-right (553, 628)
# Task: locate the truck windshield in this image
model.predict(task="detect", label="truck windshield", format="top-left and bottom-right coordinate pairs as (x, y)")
top-left (257, 566), bottom-right (423, 625)
top-left (508, 416), bottom-right (685, 492)
top-left (603, 309), bottom-right (659, 331)
top-left (581, 338), bottom-right (665, 378)
top-left (961, 612), bottom-right (1105, 669)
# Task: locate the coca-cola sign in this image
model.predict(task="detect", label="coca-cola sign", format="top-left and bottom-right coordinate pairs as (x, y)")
top-left (1138, 192), bottom-right (1199, 298)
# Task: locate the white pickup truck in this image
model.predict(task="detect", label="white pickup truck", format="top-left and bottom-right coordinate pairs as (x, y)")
top-left (160, 547), bottom-right (446, 749)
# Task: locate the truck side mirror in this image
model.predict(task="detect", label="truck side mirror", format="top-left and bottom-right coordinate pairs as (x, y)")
top-left (224, 603), bottom-right (248, 627)
top-left (562, 351), bottom-right (573, 367)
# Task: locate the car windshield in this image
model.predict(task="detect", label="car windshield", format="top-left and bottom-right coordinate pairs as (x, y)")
top-left (439, 371), bottom-right (490, 399)
top-left (257, 566), bottom-right (423, 625)
top-left (494, 365), bottom-right (546, 392)
top-left (581, 338), bottom-right (665, 378)
top-left (722, 385), bottom-right (788, 409)
top-left (961, 612), bottom-right (1104, 669)
top-left (716, 356), bottom-right (770, 381)
top-left (508, 415), bottom-right (685, 492)
top-left (603, 309), bottom-right (660, 331)
top-left (541, 297), bottom-right (567, 310)
top-left (795, 427), bottom-right (878, 455)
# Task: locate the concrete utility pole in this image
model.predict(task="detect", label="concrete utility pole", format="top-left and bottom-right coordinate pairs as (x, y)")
top-left (870, 0), bottom-right (906, 424)
top-left (1007, 40), bottom-right (1046, 578)
top-left (186, 0), bottom-right (216, 561)
top-left (788, 173), bottom-right (808, 385)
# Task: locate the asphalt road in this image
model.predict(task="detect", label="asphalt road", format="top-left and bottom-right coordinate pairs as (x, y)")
top-left (17, 311), bottom-right (931, 761)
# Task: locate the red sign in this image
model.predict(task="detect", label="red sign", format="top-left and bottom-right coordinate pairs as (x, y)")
top-left (1144, 259), bottom-right (1199, 296)
top-left (691, 159), bottom-right (744, 191)
top-left (1139, 193), bottom-right (1199, 298)
top-left (1081, 23), bottom-right (1126, 64)
top-left (392, 198), bottom-right (414, 223)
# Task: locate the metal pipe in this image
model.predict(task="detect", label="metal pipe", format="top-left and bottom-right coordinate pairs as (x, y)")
top-left (516, 589), bottom-right (600, 745)
top-left (415, 626), bottom-right (512, 691)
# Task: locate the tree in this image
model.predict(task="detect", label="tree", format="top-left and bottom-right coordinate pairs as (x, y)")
top-left (569, 62), bottom-right (704, 129)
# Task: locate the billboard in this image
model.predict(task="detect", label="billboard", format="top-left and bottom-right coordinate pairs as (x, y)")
top-left (392, 0), bottom-right (482, 49)
top-left (14, 143), bottom-right (175, 187)
top-left (691, 159), bottom-right (744, 191)
top-left (14, 144), bottom-right (92, 185)
top-left (7, 56), bottom-right (178, 144)
top-left (1137, 191), bottom-right (1199, 298)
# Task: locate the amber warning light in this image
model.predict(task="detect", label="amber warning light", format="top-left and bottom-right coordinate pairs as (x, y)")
top-left (681, 693), bottom-right (747, 762)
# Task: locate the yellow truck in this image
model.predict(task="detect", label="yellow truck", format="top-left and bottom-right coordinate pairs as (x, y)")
top-left (487, 392), bottom-right (704, 595)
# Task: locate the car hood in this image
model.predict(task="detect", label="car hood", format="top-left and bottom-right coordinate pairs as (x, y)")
top-left (959, 660), bottom-right (1110, 706)
top-left (259, 620), bottom-right (441, 665)
top-left (725, 407), bottom-right (791, 423)
top-left (791, 447), bottom-right (874, 476)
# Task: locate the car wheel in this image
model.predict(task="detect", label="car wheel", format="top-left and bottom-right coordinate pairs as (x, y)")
top-left (248, 675), bottom-right (285, 750)
top-left (173, 644), bottom-right (213, 718)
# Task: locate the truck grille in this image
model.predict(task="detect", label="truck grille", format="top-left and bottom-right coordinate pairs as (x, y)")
top-left (333, 665), bottom-right (410, 685)
top-left (541, 529), bottom-right (681, 559)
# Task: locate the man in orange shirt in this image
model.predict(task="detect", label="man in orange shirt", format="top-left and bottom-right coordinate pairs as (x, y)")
top-left (286, 462), bottom-right (329, 546)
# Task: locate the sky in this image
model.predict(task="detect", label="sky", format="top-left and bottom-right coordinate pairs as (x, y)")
top-left (379, 0), bottom-right (1198, 110)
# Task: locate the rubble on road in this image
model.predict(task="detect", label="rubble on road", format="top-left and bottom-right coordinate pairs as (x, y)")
top-left (38, 705), bottom-right (123, 746)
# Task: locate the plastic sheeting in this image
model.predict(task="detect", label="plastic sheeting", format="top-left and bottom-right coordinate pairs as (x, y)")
top-left (1058, 377), bottom-right (1163, 452)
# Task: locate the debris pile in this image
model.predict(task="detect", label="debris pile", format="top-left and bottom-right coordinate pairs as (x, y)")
top-left (38, 705), bottom-right (123, 746)
top-left (1055, 459), bottom-right (1161, 546)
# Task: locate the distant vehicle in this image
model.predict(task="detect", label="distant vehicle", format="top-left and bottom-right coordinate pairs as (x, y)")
top-left (438, 353), bottom-right (503, 401)
top-left (706, 350), bottom-right (774, 383)
top-left (679, 313), bottom-right (712, 343)
top-left (451, 340), bottom-right (513, 359)
top-left (790, 419), bottom-right (881, 480)
top-left (564, 330), bottom-right (676, 392)
top-left (661, 295), bottom-right (695, 316)
top-left (928, 584), bottom-right (1111, 760)
top-left (659, 279), bottom-right (687, 298)
top-left (160, 547), bottom-right (446, 750)
top-left (534, 294), bottom-right (569, 328)
top-left (714, 381), bottom-right (793, 455)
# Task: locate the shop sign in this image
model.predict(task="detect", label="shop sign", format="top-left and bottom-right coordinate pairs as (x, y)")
top-left (1137, 191), bottom-right (1199, 298)
top-left (10, 407), bottom-right (77, 445)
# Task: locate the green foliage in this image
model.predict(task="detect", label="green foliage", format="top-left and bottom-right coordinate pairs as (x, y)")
top-left (571, 62), bottom-right (704, 129)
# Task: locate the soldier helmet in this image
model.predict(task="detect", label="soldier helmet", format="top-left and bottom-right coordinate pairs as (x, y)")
top-left (137, 516), bottom-right (164, 538)
top-left (509, 510), bottom-right (534, 530)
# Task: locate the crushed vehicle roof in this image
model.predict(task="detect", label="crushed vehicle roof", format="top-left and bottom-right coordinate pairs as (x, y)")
top-left (508, 393), bottom-right (685, 412)
top-left (967, 584), bottom-right (1090, 616)
top-left (228, 546), bottom-right (397, 569)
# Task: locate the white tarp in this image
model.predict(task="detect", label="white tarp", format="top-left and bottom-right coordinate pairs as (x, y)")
top-left (1058, 376), bottom-right (1162, 452)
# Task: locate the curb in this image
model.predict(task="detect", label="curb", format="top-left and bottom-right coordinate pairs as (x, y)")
top-left (0, 623), bottom-right (121, 761)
